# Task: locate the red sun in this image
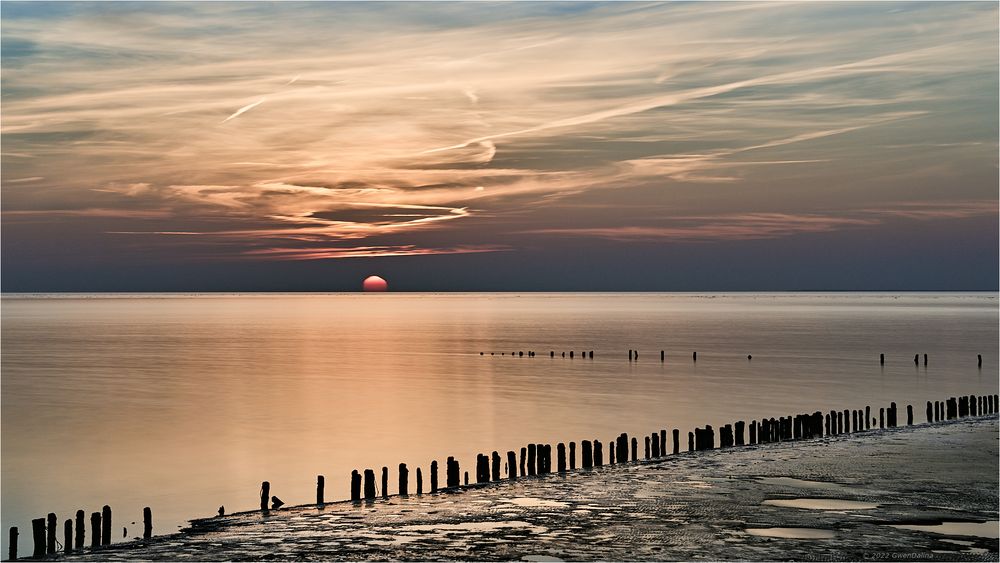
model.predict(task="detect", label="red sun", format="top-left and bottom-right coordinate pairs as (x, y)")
top-left (362, 275), bottom-right (388, 292)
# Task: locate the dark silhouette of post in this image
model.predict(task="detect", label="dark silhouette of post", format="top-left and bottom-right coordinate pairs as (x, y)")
top-left (399, 463), bottom-right (409, 495)
top-left (417, 468), bottom-right (424, 495)
top-left (926, 401), bottom-right (933, 423)
top-left (693, 351), bottom-right (697, 362)
top-left (914, 353), bottom-right (919, 365)
top-left (651, 432), bottom-right (660, 457)
top-left (430, 461), bottom-right (438, 493)
top-left (9, 526), bottom-right (17, 561)
top-left (661, 350), bottom-right (665, 362)
top-left (506, 451), bottom-right (517, 479)
top-left (476, 454), bottom-right (488, 484)
top-left (593, 440), bottom-right (603, 466)
top-left (351, 470), bottom-right (362, 501)
top-left (660, 430), bottom-right (667, 456)
top-left (381, 467), bottom-right (389, 499)
top-left (735, 421), bottom-right (745, 446)
top-left (865, 406), bottom-right (871, 430)
top-left (569, 442), bottom-right (576, 470)
top-left (582, 440), bottom-right (593, 469)
top-left (520, 448), bottom-right (526, 476)
top-left (688, 432), bottom-right (694, 451)
top-left (889, 402), bottom-right (897, 427)
top-left (672, 429), bottom-right (680, 454)
top-left (143, 507), bottom-right (152, 540)
top-left (101, 506), bottom-right (111, 546)
top-left (492, 451), bottom-right (501, 481)
top-left (608, 441), bottom-right (615, 465)
top-left (527, 444), bottom-right (537, 476)
top-left (32, 519), bottom-right (45, 558)
top-left (447, 457), bottom-right (460, 488)
top-left (880, 353), bottom-right (884, 365)
top-left (557, 443), bottom-right (567, 472)
top-left (364, 469), bottom-right (376, 500)
top-left (75, 510), bottom-right (84, 548)
top-left (46, 513), bottom-right (56, 554)
top-left (923, 353), bottom-right (928, 366)
top-left (260, 481), bottom-right (270, 511)
top-left (89, 513), bottom-right (100, 548)
top-left (978, 354), bottom-right (982, 367)
top-left (879, 408), bottom-right (885, 429)
top-left (906, 405), bottom-right (913, 425)
top-left (317, 475), bottom-right (325, 505)
top-left (631, 437), bottom-right (638, 461)
top-left (644, 436), bottom-right (650, 459)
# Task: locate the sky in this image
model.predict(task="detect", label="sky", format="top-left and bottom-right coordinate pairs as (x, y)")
top-left (2, 1), bottom-right (997, 291)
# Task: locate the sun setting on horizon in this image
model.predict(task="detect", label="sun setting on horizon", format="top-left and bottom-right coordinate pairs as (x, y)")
top-left (362, 275), bottom-right (388, 292)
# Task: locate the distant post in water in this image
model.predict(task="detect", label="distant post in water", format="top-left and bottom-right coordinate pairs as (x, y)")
top-left (661, 350), bottom-right (665, 362)
top-left (143, 507), bottom-right (152, 540)
top-left (693, 351), bottom-right (697, 362)
top-left (879, 408), bottom-right (885, 429)
top-left (399, 463), bottom-right (409, 496)
top-left (906, 405), bottom-right (913, 426)
top-left (978, 354), bottom-right (982, 367)
top-left (417, 468), bottom-right (424, 495)
top-left (351, 470), bottom-right (362, 501)
top-left (260, 481), bottom-right (270, 511)
top-left (688, 431), bottom-right (694, 451)
top-left (316, 475), bottom-right (325, 505)
top-left (582, 440), bottom-right (593, 469)
top-left (593, 440), bottom-right (603, 466)
top-left (926, 401), bottom-right (933, 423)
top-left (32, 519), bottom-right (45, 558)
top-left (381, 467), bottom-right (389, 499)
top-left (631, 437), bottom-right (638, 461)
top-left (569, 442), bottom-right (576, 470)
top-left (507, 451), bottom-right (517, 479)
top-left (90, 513), bottom-right (100, 548)
top-left (75, 510), bottom-right (84, 548)
top-left (364, 469), bottom-right (376, 500)
top-left (9, 526), bottom-right (17, 561)
top-left (557, 443), bottom-right (567, 472)
top-left (430, 461), bottom-right (438, 493)
top-left (644, 436), bottom-right (650, 459)
top-left (651, 432), bottom-right (660, 457)
top-left (673, 429), bottom-right (680, 454)
top-left (47, 513), bottom-right (56, 554)
top-left (880, 353), bottom-right (884, 365)
top-left (101, 506), bottom-right (111, 546)
top-left (527, 444), bottom-right (537, 476)
top-left (492, 451), bottom-right (501, 481)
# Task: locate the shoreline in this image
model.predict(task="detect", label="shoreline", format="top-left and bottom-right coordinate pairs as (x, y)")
top-left (35, 416), bottom-right (999, 562)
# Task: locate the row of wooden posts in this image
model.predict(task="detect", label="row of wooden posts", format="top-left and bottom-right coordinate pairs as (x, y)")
top-left (483, 350), bottom-right (984, 366)
top-left (8, 506), bottom-right (151, 561)
top-left (11, 392), bottom-right (997, 561)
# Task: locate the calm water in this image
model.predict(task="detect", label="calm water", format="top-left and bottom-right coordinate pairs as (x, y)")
top-left (2, 293), bottom-right (997, 554)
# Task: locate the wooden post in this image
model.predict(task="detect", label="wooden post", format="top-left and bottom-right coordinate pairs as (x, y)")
top-left (661, 350), bottom-right (665, 362)
top-left (582, 440), bottom-right (593, 469)
top-left (448, 457), bottom-right (460, 488)
top-left (751, 420), bottom-right (758, 444)
top-left (913, 353), bottom-right (919, 365)
top-left (978, 354), bottom-right (982, 367)
top-left (880, 353), bottom-right (884, 365)
top-left (923, 353), bottom-right (928, 366)
top-left (632, 437), bottom-right (638, 461)
top-left (520, 447), bottom-right (527, 476)
top-left (476, 454), bottom-right (487, 484)
top-left (381, 466), bottom-right (389, 499)
top-left (417, 468), bottom-right (424, 494)
top-left (644, 436), bottom-right (650, 459)
top-left (399, 463), bottom-right (409, 496)
top-left (889, 402), bottom-right (897, 427)
top-left (143, 507), bottom-right (152, 540)
top-left (89, 513), bottom-right (100, 548)
top-left (593, 440), bottom-right (603, 466)
top-left (617, 433), bottom-right (628, 463)
top-left (651, 432), bottom-right (660, 457)
top-left (569, 442), bottom-right (576, 470)
top-left (492, 451), bottom-right (501, 481)
top-left (879, 408), bottom-right (885, 429)
top-left (317, 475), bottom-right (325, 505)
top-left (351, 470), bottom-right (362, 501)
top-left (837, 411), bottom-right (843, 434)
top-left (101, 505), bottom-right (111, 546)
top-left (507, 451), bottom-right (517, 479)
top-left (628, 349), bottom-right (632, 361)
top-left (75, 510), bottom-right (84, 548)
top-left (693, 351), bottom-right (697, 362)
top-left (735, 421), bottom-right (745, 446)
top-left (688, 431), bottom-right (694, 451)
top-left (430, 461), bottom-right (438, 493)
top-left (865, 406), bottom-right (871, 430)
top-left (9, 526), bottom-right (17, 561)
top-left (47, 513), bottom-right (56, 554)
top-left (32, 519), bottom-right (45, 558)
top-left (906, 405), bottom-right (913, 425)
top-left (364, 469), bottom-right (376, 500)
top-left (527, 444), bottom-right (537, 476)
top-left (926, 401), bottom-right (933, 423)
top-left (608, 441), bottom-right (615, 465)
top-left (260, 481), bottom-right (270, 511)
top-left (557, 443), bottom-right (567, 472)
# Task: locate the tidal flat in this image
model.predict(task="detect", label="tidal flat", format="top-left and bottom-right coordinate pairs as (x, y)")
top-left (55, 417), bottom-right (998, 561)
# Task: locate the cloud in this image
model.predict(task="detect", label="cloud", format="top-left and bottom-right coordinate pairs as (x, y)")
top-left (221, 98), bottom-right (266, 123)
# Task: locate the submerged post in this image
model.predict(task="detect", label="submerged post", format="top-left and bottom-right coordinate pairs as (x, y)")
top-left (317, 475), bottom-right (325, 505)
top-left (143, 507), bottom-right (152, 540)
top-left (101, 506), bottom-right (111, 546)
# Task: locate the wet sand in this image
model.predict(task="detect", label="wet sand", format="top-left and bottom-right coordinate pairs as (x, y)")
top-left (51, 417), bottom-right (998, 561)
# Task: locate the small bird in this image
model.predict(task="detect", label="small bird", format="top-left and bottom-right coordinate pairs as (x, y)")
top-left (271, 496), bottom-right (284, 510)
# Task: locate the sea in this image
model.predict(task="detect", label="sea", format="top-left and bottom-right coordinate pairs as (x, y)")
top-left (1, 292), bottom-right (997, 554)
